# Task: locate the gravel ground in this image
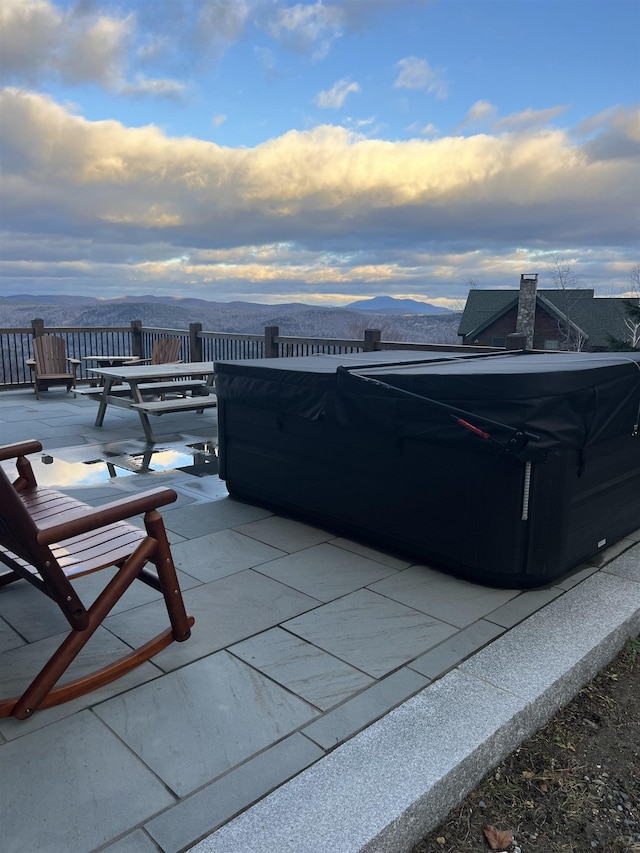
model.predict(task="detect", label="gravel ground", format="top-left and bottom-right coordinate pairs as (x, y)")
top-left (413, 636), bottom-right (640, 853)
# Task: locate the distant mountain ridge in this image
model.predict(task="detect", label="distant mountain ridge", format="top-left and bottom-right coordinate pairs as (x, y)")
top-left (1, 293), bottom-right (450, 313)
top-left (343, 296), bottom-right (450, 314)
top-left (0, 293), bottom-right (309, 311)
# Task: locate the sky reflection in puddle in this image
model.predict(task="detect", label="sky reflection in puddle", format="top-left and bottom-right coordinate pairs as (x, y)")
top-left (2, 441), bottom-right (218, 488)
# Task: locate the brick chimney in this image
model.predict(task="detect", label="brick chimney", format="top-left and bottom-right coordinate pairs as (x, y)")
top-left (514, 273), bottom-right (538, 349)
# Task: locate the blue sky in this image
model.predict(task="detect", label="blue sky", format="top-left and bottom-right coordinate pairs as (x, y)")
top-left (1, 0), bottom-right (639, 307)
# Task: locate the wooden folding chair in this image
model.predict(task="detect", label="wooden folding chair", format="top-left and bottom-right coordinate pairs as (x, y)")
top-left (28, 335), bottom-right (81, 399)
top-left (0, 440), bottom-right (194, 720)
top-left (148, 337), bottom-right (184, 399)
top-left (151, 337), bottom-right (182, 365)
top-left (136, 337), bottom-right (183, 366)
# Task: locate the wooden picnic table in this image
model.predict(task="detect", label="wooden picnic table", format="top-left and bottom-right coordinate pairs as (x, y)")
top-left (82, 355), bottom-right (141, 367)
top-left (82, 355), bottom-right (142, 386)
top-left (84, 361), bottom-right (217, 443)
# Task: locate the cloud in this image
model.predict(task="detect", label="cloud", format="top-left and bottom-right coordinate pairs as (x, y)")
top-left (315, 78), bottom-right (361, 109)
top-left (495, 105), bottom-right (570, 132)
top-left (125, 0), bottom-right (252, 67)
top-left (1, 88), bottom-right (638, 302)
top-left (0, 1), bottom-right (435, 97)
top-left (459, 102), bottom-right (571, 134)
top-left (337, 0), bottom-right (433, 31)
top-left (3, 88), bottom-right (637, 237)
top-left (261, 0), bottom-right (433, 47)
top-left (192, 0), bottom-right (251, 58)
top-left (574, 106), bottom-right (640, 162)
top-left (406, 121), bottom-right (439, 136)
top-left (462, 100), bottom-right (498, 126)
top-left (0, 0), bottom-right (131, 89)
top-left (394, 56), bottom-right (447, 99)
top-left (265, 1), bottom-right (344, 59)
top-left (120, 75), bottom-right (188, 100)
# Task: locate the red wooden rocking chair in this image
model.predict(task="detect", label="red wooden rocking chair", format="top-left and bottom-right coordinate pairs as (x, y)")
top-left (0, 440), bottom-right (194, 720)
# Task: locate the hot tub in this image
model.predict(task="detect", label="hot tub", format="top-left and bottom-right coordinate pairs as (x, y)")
top-left (215, 350), bottom-right (640, 588)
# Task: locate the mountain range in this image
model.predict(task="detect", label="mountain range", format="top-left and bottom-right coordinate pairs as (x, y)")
top-left (1, 294), bottom-right (449, 314)
top-left (0, 294), bottom-right (461, 346)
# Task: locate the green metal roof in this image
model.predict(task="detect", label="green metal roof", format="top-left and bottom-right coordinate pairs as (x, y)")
top-left (458, 289), bottom-right (631, 347)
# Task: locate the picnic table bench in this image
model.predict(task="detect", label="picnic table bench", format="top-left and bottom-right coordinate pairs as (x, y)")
top-left (74, 379), bottom-right (210, 399)
top-left (81, 361), bottom-right (217, 443)
top-left (131, 396), bottom-right (218, 415)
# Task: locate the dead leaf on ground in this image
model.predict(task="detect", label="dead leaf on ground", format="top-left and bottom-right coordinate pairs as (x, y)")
top-left (483, 823), bottom-right (514, 850)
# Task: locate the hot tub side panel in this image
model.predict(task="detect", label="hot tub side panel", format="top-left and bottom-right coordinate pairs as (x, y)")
top-left (217, 398), bottom-right (581, 587)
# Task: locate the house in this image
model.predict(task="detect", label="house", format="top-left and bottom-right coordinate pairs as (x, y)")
top-left (458, 275), bottom-right (634, 351)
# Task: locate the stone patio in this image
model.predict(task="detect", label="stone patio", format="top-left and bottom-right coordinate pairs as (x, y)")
top-left (1, 388), bottom-right (639, 853)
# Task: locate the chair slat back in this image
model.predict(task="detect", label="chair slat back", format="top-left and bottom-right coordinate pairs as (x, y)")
top-left (0, 466), bottom-right (45, 566)
top-left (0, 465), bottom-right (86, 627)
top-left (151, 337), bottom-right (182, 365)
top-left (33, 336), bottom-right (69, 374)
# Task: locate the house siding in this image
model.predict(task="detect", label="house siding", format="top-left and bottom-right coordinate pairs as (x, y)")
top-left (463, 305), bottom-right (569, 349)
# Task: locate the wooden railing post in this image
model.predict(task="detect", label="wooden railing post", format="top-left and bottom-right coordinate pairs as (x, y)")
top-left (130, 320), bottom-right (143, 358)
top-left (189, 323), bottom-right (203, 362)
top-left (31, 318), bottom-right (45, 339)
top-left (363, 329), bottom-right (381, 352)
top-left (264, 326), bottom-right (279, 358)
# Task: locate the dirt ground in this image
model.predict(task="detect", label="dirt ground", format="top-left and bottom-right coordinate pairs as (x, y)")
top-left (413, 636), bottom-right (640, 853)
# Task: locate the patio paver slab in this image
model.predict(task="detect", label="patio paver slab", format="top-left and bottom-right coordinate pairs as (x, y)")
top-left (234, 515), bottom-right (333, 552)
top-left (94, 651), bottom-right (319, 797)
top-left (254, 542), bottom-right (399, 602)
top-left (283, 588), bottom-right (457, 678)
top-left (0, 616), bottom-right (24, 654)
top-left (408, 619), bottom-right (505, 680)
top-left (230, 626), bottom-right (374, 710)
top-left (328, 537), bottom-right (412, 570)
top-left (0, 711), bottom-right (175, 853)
top-left (162, 498), bottom-right (272, 539)
top-left (368, 565), bottom-right (521, 628)
top-left (484, 586), bottom-right (564, 628)
top-left (101, 832), bottom-right (160, 853)
top-left (553, 562), bottom-right (600, 590)
top-left (301, 666), bottom-right (429, 750)
top-left (105, 569), bottom-right (320, 671)
top-left (172, 528), bottom-right (286, 583)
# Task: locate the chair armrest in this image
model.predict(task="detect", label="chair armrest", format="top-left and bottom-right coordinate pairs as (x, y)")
top-left (36, 487), bottom-right (178, 545)
top-left (67, 358), bottom-right (82, 366)
top-left (0, 440), bottom-right (43, 462)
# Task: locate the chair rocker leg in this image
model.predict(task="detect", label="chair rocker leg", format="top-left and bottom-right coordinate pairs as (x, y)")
top-left (0, 536), bottom-right (193, 720)
top-left (144, 509), bottom-right (193, 642)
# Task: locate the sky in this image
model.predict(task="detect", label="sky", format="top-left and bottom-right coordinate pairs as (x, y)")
top-left (0, 0), bottom-right (639, 308)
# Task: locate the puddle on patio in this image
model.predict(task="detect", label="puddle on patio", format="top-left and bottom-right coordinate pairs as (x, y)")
top-left (2, 438), bottom-right (219, 488)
